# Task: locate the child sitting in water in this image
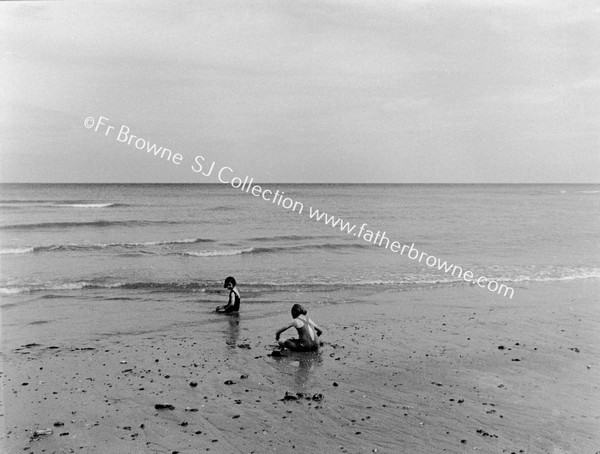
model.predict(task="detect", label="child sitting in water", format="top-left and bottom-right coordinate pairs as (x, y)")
top-left (275, 304), bottom-right (323, 351)
top-left (216, 276), bottom-right (241, 313)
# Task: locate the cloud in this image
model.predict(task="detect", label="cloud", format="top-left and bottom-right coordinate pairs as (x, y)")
top-left (1, 0), bottom-right (598, 182)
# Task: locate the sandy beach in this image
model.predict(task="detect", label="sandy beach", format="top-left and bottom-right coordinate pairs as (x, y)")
top-left (3, 0), bottom-right (599, 451)
top-left (1, 280), bottom-right (599, 454)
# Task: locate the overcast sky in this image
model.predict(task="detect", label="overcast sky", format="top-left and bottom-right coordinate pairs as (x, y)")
top-left (1, 0), bottom-right (599, 183)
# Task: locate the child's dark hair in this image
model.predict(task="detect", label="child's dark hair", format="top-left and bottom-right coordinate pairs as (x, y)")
top-left (291, 304), bottom-right (307, 318)
top-left (224, 276), bottom-right (236, 288)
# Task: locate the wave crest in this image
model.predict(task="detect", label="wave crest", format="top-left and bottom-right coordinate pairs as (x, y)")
top-left (181, 247), bottom-right (254, 257)
top-left (0, 247), bottom-right (35, 255)
top-left (0, 238), bottom-right (214, 255)
top-left (0, 219), bottom-right (180, 230)
top-left (2, 268), bottom-right (599, 295)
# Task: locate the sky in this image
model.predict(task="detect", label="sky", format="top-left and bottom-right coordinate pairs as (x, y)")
top-left (1, 0), bottom-right (599, 183)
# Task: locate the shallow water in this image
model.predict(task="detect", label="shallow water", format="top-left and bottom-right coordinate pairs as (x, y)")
top-left (1, 184), bottom-right (598, 308)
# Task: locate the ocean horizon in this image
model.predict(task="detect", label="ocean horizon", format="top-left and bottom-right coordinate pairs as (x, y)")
top-left (1, 183), bottom-right (598, 303)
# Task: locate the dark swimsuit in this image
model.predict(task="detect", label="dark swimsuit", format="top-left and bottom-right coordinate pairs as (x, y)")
top-left (287, 317), bottom-right (319, 351)
top-left (223, 289), bottom-right (240, 313)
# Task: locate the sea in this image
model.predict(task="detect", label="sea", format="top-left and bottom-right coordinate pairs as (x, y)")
top-left (1, 184), bottom-right (599, 311)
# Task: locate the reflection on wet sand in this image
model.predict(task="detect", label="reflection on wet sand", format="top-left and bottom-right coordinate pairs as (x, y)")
top-left (271, 350), bottom-right (323, 389)
top-left (224, 313), bottom-right (240, 347)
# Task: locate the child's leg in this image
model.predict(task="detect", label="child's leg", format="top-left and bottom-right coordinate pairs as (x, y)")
top-left (280, 338), bottom-right (307, 351)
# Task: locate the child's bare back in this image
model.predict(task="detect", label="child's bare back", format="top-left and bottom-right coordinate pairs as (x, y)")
top-left (275, 304), bottom-right (323, 352)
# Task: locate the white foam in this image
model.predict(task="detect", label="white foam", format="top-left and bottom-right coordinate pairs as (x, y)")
top-left (183, 247), bottom-right (254, 257)
top-left (0, 247), bottom-right (34, 255)
top-left (55, 203), bottom-right (116, 208)
top-left (49, 282), bottom-right (91, 290)
top-left (0, 287), bottom-right (29, 294)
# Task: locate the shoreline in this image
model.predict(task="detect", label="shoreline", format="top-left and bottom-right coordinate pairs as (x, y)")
top-left (1, 280), bottom-right (599, 453)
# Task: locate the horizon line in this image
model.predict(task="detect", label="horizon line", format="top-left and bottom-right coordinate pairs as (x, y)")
top-left (1, 182), bottom-right (598, 185)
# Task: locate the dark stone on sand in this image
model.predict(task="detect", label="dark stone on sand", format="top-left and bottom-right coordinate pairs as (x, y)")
top-left (240, 374), bottom-right (249, 379)
top-left (333, 382), bottom-right (339, 387)
top-left (270, 350), bottom-right (285, 357)
top-left (189, 381), bottom-right (198, 387)
top-left (224, 380), bottom-right (236, 385)
top-left (181, 422), bottom-right (188, 426)
top-left (232, 414), bottom-right (240, 419)
top-left (237, 343), bottom-right (251, 349)
top-left (32, 429), bottom-right (53, 438)
top-left (312, 393), bottom-right (324, 402)
top-left (461, 439), bottom-right (467, 444)
top-left (498, 346), bottom-right (505, 350)
top-left (283, 392), bottom-right (298, 401)
top-left (53, 422), bottom-right (64, 427)
top-left (457, 399), bottom-right (464, 403)
top-left (476, 429), bottom-right (498, 438)
top-left (155, 403), bottom-right (175, 410)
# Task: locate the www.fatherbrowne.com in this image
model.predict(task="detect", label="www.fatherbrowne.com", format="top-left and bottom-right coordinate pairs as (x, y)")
top-left (83, 113), bottom-right (515, 300)
top-left (188, 157), bottom-right (514, 300)
top-left (307, 209), bottom-right (515, 299)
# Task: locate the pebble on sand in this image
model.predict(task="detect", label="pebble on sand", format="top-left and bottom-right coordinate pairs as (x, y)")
top-left (155, 403), bottom-right (175, 410)
top-left (312, 393), bottom-right (324, 402)
top-left (282, 392), bottom-right (298, 401)
top-left (32, 428), bottom-right (53, 438)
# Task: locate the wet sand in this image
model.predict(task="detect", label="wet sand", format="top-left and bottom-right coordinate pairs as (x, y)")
top-left (1, 280), bottom-right (599, 453)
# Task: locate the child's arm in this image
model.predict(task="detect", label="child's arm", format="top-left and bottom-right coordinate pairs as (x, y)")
top-left (275, 322), bottom-right (294, 341)
top-left (221, 291), bottom-right (235, 309)
top-left (309, 319), bottom-right (324, 337)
